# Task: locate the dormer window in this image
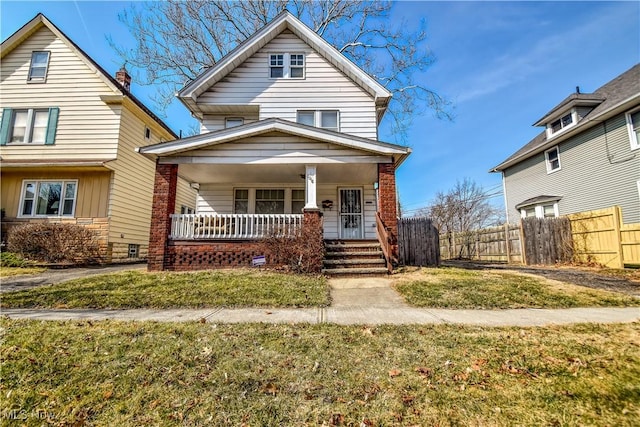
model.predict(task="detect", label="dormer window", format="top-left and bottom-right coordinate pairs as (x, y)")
top-left (546, 109), bottom-right (577, 138)
top-left (269, 53), bottom-right (305, 79)
top-left (28, 51), bottom-right (50, 82)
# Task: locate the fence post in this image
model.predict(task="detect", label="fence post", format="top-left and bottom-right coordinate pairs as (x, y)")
top-left (612, 206), bottom-right (625, 268)
top-left (504, 223), bottom-right (511, 263)
top-left (519, 220), bottom-right (527, 265)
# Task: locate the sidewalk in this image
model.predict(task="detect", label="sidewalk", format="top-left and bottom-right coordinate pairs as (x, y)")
top-left (2, 306), bottom-right (638, 327)
top-left (2, 276), bottom-right (639, 326)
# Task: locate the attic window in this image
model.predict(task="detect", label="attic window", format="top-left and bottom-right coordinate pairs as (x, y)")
top-left (269, 53), bottom-right (304, 79)
top-left (546, 109), bottom-right (577, 137)
top-left (28, 51), bottom-right (50, 82)
top-left (225, 118), bottom-right (244, 128)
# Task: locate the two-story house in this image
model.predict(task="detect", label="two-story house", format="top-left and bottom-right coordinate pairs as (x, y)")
top-left (138, 11), bottom-right (411, 273)
top-left (491, 64), bottom-right (640, 225)
top-left (0, 14), bottom-right (196, 261)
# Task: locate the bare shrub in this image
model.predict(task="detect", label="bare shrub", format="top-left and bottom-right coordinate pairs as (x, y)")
top-left (261, 214), bottom-right (324, 274)
top-left (8, 223), bottom-right (102, 264)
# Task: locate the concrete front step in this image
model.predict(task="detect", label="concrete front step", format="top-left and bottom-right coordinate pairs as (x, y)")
top-left (323, 240), bottom-right (387, 276)
top-left (322, 267), bottom-right (389, 276)
top-left (324, 259), bottom-right (385, 266)
top-left (325, 250), bottom-right (383, 257)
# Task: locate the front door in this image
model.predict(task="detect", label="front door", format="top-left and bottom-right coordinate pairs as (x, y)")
top-left (339, 188), bottom-right (363, 239)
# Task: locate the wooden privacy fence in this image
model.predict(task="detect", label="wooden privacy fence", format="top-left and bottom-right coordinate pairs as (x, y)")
top-left (398, 217), bottom-right (440, 266)
top-left (439, 224), bottom-right (522, 263)
top-left (520, 217), bottom-right (573, 265)
top-left (568, 206), bottom-right (640, 268)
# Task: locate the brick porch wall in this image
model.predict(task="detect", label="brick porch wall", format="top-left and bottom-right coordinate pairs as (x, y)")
top-left (166, 240), bottom-right (269, 271)
top-left (148, 163), bottom-right (178, 271)
top-left (378, 163), bottom-right (398, 258)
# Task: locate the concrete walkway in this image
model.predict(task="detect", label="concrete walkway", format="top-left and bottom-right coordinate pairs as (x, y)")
top-left (2, 276), bottom-right (639, 326)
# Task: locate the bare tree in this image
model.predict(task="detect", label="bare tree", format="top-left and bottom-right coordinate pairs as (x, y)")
top-left (422, 178), bottom-right (502, 258)
top-left (109, 0), bottom-right (451, 139)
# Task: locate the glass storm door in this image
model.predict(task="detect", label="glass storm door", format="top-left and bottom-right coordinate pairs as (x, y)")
top-left (339, 188), bottom-right (363, 239)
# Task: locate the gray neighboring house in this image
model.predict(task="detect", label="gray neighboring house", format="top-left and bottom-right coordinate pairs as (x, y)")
top-left (491, 64), bottom-right (640, 224)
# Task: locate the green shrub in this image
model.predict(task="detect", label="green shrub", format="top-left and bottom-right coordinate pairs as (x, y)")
top-left (0, 251), bottom-right (30, 267)
top-left (7, 223), bottom-right (102, 264)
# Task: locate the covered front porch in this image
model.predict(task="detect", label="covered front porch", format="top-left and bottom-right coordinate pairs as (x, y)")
top-left (139, 118), bottom-right (409, 271)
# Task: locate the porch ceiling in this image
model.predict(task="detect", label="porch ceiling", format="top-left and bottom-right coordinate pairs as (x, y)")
top-left (177, 162), bottom-right (378, 185)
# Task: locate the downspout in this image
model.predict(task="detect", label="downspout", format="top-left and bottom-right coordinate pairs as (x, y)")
top-left (501, 171), bottom-right (510, 224)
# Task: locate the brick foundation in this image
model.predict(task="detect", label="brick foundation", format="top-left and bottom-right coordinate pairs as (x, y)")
top-left (166, 240), bottom-right (270, 271)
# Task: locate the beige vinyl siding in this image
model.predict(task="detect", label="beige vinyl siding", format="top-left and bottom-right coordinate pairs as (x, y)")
top-left (0, 26), bottom-right (120, 160)
top-left (108, 106), bottom-right (197, 245)
top-left (504, 111), bottom-right (640, 224)
top-left (0, 169), bottom-right (111, 218)
top-left (201, 113), bottom-right (260, 133)
top-left (196, 183), bottom-right (377, 239)
top-left (197, 31), bottom-right (378, 139)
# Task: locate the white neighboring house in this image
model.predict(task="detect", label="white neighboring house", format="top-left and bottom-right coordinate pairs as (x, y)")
top-left (138, 11), bottom-right (411, 272)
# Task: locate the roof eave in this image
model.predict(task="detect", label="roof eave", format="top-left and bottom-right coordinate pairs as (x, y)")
top-left (492, 92), bottom-right (640, 172)
top-left (177, 11), bottom-right (391, 109)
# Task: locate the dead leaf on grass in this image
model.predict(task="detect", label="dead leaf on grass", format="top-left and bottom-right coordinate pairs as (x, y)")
top-left (330, 413), bottom-right (345, 426)
top-left (389, 369), bottom-right (402, 378)
top-left (415, 366), bottom-right (433, 378)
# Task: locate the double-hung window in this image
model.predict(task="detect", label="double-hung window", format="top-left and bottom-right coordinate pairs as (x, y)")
top-left (520, 203), bottom-right (559, 219)
top-left (255, 189), bottom-right (285, 214)
top-left (233, 189), bottom-right (305, 214)
top-left (626, 108), bottom-right (640, 150)
top-left (269, 53), bottom-right (305, 79)
top-left (20, 180), bottom-right (77, 217)
top-left (0, 107), bottom-right (59, 145)
top-left (296, 110), bottom-right (339, 131)
top-left (545, 146), bottom-right (561, 173)
top-left (28, 51), bottom-right (50, 82)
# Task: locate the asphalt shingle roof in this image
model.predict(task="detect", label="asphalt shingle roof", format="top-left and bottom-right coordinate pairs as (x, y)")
top-left (492, 63), bottom-right (640, 171)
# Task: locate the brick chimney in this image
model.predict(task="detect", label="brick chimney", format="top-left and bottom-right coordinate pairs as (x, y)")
top-left (115, 65), bottom-right (131, 91)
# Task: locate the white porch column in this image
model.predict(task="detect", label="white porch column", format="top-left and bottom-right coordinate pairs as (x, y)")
top-left (304, 164), bottom-right (318, 209)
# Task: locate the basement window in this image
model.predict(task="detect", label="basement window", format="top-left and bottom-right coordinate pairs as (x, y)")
top-left (128, 244), bottom-right (140, 259)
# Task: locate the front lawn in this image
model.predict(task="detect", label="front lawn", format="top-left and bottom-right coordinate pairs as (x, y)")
top-left (0, 270), bottom-right (329, 309)
top-left (394, 267), bottom-right (640, 309)
top-left (0, 266), bottom-right (46, 278)
top-left (1, 319), bottom-right (638, 426)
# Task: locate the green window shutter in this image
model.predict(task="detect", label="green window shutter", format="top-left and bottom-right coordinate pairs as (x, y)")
top-left (0, 108), bottom-right (13, 146)
top-left (45, 107), bottom-right (59, 145)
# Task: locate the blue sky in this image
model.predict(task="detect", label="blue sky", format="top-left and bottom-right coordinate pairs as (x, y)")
top-left (2, 1), bottom-right (638, 216)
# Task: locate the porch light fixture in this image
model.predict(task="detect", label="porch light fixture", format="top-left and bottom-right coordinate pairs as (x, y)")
top-left (322, 200), bottom-right (333, 210)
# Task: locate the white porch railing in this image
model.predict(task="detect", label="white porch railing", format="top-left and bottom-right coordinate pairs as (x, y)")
top-left (170, 213), bottom-right (304, 240)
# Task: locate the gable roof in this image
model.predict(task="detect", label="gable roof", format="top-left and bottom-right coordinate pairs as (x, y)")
top-left (177, 11), bottom-right (392, 121)
top-left (491, 63), bottom-right (640, 172)
top-left (1, 13), bottom-right (177, 139)
top-left (138, 117), bottom-right (410, 167)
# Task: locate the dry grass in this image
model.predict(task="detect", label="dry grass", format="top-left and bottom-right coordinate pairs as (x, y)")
top-left (1, 319), bottom-right (638, 426)
top-left (0, 266), bottom-right (46, 278)
top-left (394, 267), bottom-right (640, 309)
top-left (0, 270), bottom-right (329, 309)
